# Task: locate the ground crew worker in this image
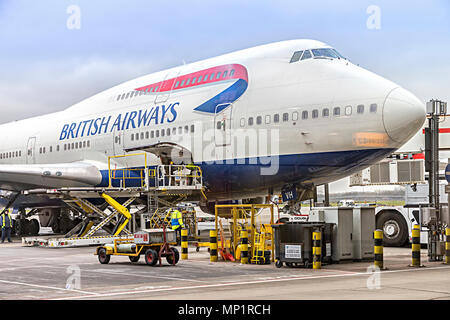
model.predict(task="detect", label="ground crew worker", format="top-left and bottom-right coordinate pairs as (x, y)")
top-left (170, 207), bottom-right (184, 245)
top-left (186, 162), bottom-right (197, 186)
top-left (1, 209), bottom-right (13, 243)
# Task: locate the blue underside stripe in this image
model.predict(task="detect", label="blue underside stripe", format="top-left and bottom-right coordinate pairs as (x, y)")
top-left (98, 148), bottom-right (395, 193)
top-left (193, 79), bottom-right (248, 113)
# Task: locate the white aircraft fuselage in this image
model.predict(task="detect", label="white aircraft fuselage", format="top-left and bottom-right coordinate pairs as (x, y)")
top-left (0, 39), bottom-right (425, 201)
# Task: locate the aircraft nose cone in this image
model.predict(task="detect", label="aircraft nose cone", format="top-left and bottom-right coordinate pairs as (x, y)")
top-left (382, 87), bottom-right (426, 143)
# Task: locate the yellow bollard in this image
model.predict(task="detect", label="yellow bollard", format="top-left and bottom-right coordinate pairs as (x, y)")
top-left (374, 229), bottom-right (384, 270)
top-left (445, 228), bottom-right (450, 265)
top-left (411, 224), bottom-right (422, 267)
top-left (240, 230), bottom-right (249, 264)
top-left (209, 230), bottom-right (218, 262)
top-left (312, 230), bottom-right (321, 269)
top-left (181, 228), bottom-right (188, 260)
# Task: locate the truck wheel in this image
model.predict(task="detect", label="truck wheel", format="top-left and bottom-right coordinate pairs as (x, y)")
top-left (145, 249), bottom-right (158, 266)
top-left (275, 260), bottom-right (283, 268)
top-left (129, 255), bottom-right (140, 263)
top-left (98, 248), bottom-right (110, 264)
top-left (376, 211), bottom-right (408, 247)
top-left (166, 247), bottom-right (180, 265)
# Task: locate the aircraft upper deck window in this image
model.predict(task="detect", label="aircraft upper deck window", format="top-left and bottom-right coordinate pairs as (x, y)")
top-left (172, 128), bottom-right (176, 135)
top-left (117, 95), bottom-right (121, 101)
top-left (292, 112), bottom-right (299, 121)
top-left (323, 108), bottom-right (329, 117)
top-left (209, 73), bottom-right (215, 81)
top-left (156, 130), bottom-right (160, 138)
top-left (283, 113), bottom-right (289, 122)
top-left (256, 116), bottom-right (262, 125)
top-left (216, 72), bottom-right (221, 79)
top-left (248, 117), bottom-right (254, 126)
top-left (192, 77), bottom-right (197, 83)
top-left (370, 104), bottom-right (378, 113)
top-left (290, 51), bottom-right (303, 63)
top-left (301, 50), bottom-right (312, 60)
top-left (197, 76), bottom-right (202, 83)
top-left (240, 118), bottom-right (245, 127)
top-left (312, 109), bottom-right (319, 119)
top-left (175, 81), bottom-right (180, 88)
top-left (222, 71), bottom-right (228, 78)
top-left (186, 78), bottom-right (190, 86)
top-left (230, 69), bottom-right (235, 77)
top-left (311, 48), bottom-right (339, 59)
top-left (180, 80), bottom-right (185, 87)
top-left (265, 115), bottom-right (271, 124)
top-left (203, 74), bottom-right (208, 81)
top-left (191, 125), bottom-right (195, 133)
top-left (161, 129), bottom-right (165, 137)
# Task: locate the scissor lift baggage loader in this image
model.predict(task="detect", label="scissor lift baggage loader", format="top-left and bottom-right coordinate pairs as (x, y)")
top-left (95, 228), bottom-right (179, 266)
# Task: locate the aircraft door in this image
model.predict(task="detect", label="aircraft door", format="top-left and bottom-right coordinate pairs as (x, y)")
top-left (26, 137), bottom-right (36, 164)
top-left (113, 128), bottom-right (124, 156)
top-left (214, 103), bottom-right (232, 146)
top-left (154, 69), bottom-right (182, 104)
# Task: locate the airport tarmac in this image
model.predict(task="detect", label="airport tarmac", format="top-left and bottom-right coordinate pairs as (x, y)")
top-left (0, 239), bottom-right (449, 300)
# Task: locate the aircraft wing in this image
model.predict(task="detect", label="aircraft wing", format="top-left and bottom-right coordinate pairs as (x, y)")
top-left (0, 162), bottom-right (103, 191)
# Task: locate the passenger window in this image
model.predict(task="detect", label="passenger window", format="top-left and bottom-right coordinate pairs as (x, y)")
top-left (256, 116), bottom-right (262, 125)
top-left (333, 107), bottom-right (341, 116)
top-left (290, 51), bottom-right (303, 63)
top-left (121, 94), bottom-right (126, 100)
top-left (184, 126), bottom-right (189, 133)
top-left (240, 118), bottom-right (245, 127)
top-left (117, 95), bottom-right (121, 101)
top-left (210, 73), bottom-right (215, 80)
top-left (312, 109), bottom-right (318, 119)
top-left (192, 77), bottom-right (196, 83)
top-left (167, 128), bottom-right (170, 136)
top-left (301, 50), bottom-right (312, 60)
top-left (216, 72), bottom-right (221, 79)
top-left (172, 128), bottom-right (176, 135)
top-left (197, 76), bottom-right (202, 83)
top-left (140, 132), bottom-right (144, 140)
top-left (83, 141), bottom-right (86, 148)
top-left (357, 105), bottom-right (364, 114)
top-left (203, 74), bottom-right (208, 81)
top-left (248, 117), bottom-right (254, 126)
top-left (283, 113), bottom-right (289, 122)
top-left (345, 106), bottom-right (352, 116)
top-left (161, 129), bottom-right (165, 137)
top-left (178, 127), bottom-right (182, 134)
top-left (274, 114), bottom-right (280, 123)
top-left (292, 112), bottom-right (299, 121)
top-left (175, 81), bottom-right (179, 88)
top-left (265, 115), bottom-right (271, 124)
top-left (87, 141), bottom-right (90, 148)
top-left (222, 71), bottom-right (228, 78)
top-left (126, 93), bottom-right (130, 99)
top-left (155, 86), bottom-right (159, 92)
top-left (156, 130), bottom-right (159, 138)
top-left (186, 78), bottom-right (190, 86)
top-left (135, 133), bottom-right (139, 141)
top-left (322, 108), bottom-right (329, 117)
top-left (180, 80), bottom-right (185, 86)
top-left (151, 131), bottom-right (154, 138)
top-left (146, 132), bottom-right (149, 139)
top-left (230, 69), bottom-right (235, 77)
top-left (217, 121), bottom-right (222, 130)
top-left (190, 125), bottom-right (195, 133)
top-left (302, 111), bottom-right (308, 120)
top-left (370, 104), bottom-right (377, 113)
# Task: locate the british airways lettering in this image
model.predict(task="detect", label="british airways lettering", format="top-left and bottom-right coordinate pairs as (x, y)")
top-left (59, 102), bottom-right (178, 140)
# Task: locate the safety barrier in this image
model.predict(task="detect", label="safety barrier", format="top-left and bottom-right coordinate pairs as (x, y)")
top-left (446, 228), bottom-right (450, 265)
top-left (210, 230), bottom-right (218, 262)
top-left (312, 230), bottom-right (321, 269)
top-left (181, 228), bottom-right (188, 260)
top-left (240, 230), bottom-right (249, 264)
top-left (374, 229), bottom-right (384, 269)
top-left (411, 224), bottom-right (421, 267)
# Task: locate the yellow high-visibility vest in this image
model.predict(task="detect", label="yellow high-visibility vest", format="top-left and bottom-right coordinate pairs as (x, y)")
top-left (171, 210), bottom-right (183, 230)
top-left (1, 213), bottom-right (12, 228)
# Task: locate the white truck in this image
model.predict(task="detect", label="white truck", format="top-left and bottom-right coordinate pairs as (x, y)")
top-left (374, 183), bottom-right (447, 246)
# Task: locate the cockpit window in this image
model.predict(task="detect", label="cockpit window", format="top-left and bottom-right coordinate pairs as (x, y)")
top-left (290, 51), bottom-right (303, 63)
top-left (311, 48), bottom-right (339, 59)
top-left (332, 49), bottom-right (346, 59)
top-left (301, 50), bottom-right (312, 60)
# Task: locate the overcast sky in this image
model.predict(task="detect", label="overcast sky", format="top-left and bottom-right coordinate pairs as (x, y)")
top-left (0, 0), bottom-right (448, 192)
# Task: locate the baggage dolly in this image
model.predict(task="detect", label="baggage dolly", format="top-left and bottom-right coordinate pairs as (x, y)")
top-left (95, 227), bottom-right (179, 266)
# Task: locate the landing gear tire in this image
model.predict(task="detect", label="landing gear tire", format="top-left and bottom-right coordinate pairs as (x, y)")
top-left (376, 211), bottom-right (408, 247)
top-left (98, 248), bottom-right (110, 264)
top-left (29, 219), bottom-right (40, 236)
top-left (144, 249), bottom-right (158, 266)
